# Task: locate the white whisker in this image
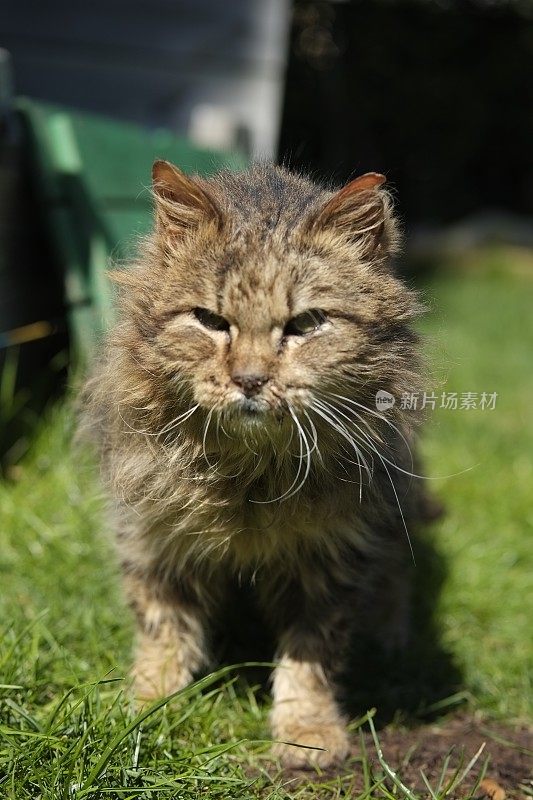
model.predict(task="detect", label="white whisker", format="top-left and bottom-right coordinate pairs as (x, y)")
top-left (332, 393), bottom-right (415, 472)
top-left (201, 408), bottom-right (216, 469)
top-left (250, 404), bottom-right (308, 504)
top-left (301, 408), bottom-right (323, 465)
top-left (310, 400), bottom-right (369, 499)
top-left (313, 398), bottom-right (374, 478)
top-left (315, 395), bottom-right (416, 563)
top-left (158, 404), bottom-right (200, 440)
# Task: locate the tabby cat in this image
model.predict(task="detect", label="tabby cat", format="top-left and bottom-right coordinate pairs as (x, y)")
top-left (83, 160), bottom-right (428, 768)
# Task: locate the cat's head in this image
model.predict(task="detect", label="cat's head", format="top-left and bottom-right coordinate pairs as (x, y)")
top-left (113, 162), bottom-right (421, 443)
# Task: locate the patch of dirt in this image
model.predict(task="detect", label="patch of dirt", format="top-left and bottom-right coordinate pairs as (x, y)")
top-left (369, 717), bottom-right (532, 798)
top-left (284, 717), bottom-right (532, 798)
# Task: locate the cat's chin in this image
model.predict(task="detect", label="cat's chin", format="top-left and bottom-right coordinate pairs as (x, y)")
top-left (231, 399), bottom-right (272, 428)
top-left (223, 397), bottom-right (283, 432)
top-left (238, 397), bottom-right (271, 416)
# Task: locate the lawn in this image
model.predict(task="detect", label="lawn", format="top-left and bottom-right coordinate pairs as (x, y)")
top-left (1, 254), bottom-right (532, 799)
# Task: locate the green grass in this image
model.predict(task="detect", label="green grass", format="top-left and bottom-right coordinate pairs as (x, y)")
top-left (1, 259), bottom-right (532, 798)
top-left (418, 264), bottom-right (533, 720)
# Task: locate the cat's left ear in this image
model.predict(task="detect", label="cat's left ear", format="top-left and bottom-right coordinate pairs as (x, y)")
top-left (152, 160), bottom-right (222, 232)
top-left (311, 172), bottom-right (389, 254)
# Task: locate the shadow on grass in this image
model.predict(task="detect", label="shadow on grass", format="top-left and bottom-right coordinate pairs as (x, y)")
top-left (341, 531), bottom-right (463, 727)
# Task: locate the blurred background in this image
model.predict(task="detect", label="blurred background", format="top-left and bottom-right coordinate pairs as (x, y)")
top-left (1, 5), bottom-right (533, 783)
top-left (1, 0), bottom-right (533, 461)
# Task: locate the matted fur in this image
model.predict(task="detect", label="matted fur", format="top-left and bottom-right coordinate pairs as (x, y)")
top-left (81, 162), bottom-right (428, 768)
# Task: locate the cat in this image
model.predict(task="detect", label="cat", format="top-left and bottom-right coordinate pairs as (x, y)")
top-left (82, 160), bottom-right (429, 769)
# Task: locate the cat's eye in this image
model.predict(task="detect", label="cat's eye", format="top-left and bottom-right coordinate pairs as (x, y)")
top-left (193, 307), bottom-right (230, 332)
top-left (283, 309), bottom-right (327, 337)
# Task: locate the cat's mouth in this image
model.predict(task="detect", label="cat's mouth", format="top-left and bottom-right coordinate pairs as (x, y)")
top-left (223, 395), bottom-right (286, 429)
top-left (237, 397), bottom-right (271, 416)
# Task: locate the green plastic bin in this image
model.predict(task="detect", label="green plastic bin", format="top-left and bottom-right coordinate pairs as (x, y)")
top-left (16, 98), bottom-right (248, 356)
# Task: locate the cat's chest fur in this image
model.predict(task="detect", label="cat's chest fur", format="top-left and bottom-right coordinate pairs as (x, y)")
top-left (115, 441), bottom-right (369, 575)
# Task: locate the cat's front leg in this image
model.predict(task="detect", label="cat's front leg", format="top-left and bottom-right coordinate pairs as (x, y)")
top-left (123, 569), bottom-right (209, 701)
top-left (270, 634), bottom-right (350, 769)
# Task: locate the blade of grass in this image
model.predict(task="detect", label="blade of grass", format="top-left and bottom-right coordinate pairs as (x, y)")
top-left (80, 663), bottom-right (258, 791)
top-left (368, 716), bottom-right (419, 800)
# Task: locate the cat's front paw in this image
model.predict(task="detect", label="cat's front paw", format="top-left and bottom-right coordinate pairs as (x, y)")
top-left (131, 654), bottom-right (192, 703)
top-left (132, 669), bottom-right (192, 703)
top-left (272, 724), bottom-right (350, 769)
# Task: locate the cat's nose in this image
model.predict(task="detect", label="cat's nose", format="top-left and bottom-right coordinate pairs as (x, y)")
top-left (231, 371), bottom-right (269, 397)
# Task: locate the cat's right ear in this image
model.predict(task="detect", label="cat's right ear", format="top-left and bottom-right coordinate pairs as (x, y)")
top-left (152, 160), bottom-right (222, 233)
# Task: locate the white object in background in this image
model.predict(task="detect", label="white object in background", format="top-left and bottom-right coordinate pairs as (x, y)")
top-left (184, 0), bottom-right (291, 159)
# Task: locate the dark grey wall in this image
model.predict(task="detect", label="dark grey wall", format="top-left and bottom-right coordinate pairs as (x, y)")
top-left (0, 0), bottom-right (290, 155)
